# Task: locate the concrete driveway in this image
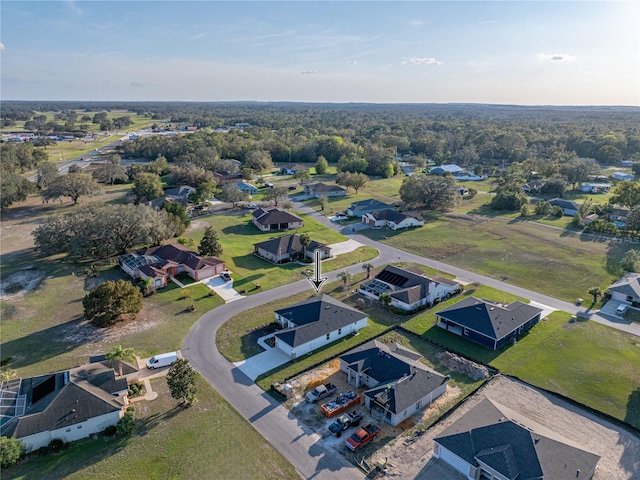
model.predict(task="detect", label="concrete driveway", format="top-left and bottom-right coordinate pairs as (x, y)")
top-left (234, 346), bottom-right (290, 381)
top-left (327, 238), bottom-right (364, 256)
top-left (204, 276), bottom-right (244, 302)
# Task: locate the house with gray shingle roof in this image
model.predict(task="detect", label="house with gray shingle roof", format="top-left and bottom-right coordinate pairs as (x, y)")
top-left (339, 340), bottom-right (449, 426)
top-left (252, 207), bottom-right (303, 231)
top-left (360, 265), bottom-right (460, 312)
top-left (608, 273), bottom-right (640, 304)
top-left (346, 199), bottom-right (395, 217)
top-left (362, 210), bottom-right (425, 230)
top-left (273, 295), bottom-right (368, 359)
top-left (303, 182), bottom-right (347, 198)
top-left (0, 362), bottom-right (129, 451)
top-left (434, 398), bottom-right (600, 480)
top-left (436, 296), bottom-right (543, 350)
top-left (253, 234), bottom-right (330, 263)
top-left (548, 198), bottom-right (579, 216)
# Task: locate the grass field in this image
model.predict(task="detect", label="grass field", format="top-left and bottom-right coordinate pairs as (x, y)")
top-left (363, 210), bottom-right (631, 302)
top-left (1, 264), bottom-right (224, 378)
top-left (3, 377), bottom-right (298, 480)
top-left (1, 110), bottom-right (154, 134)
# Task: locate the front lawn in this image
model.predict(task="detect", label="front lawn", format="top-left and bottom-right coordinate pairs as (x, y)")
top-left (4, 377), bottom-right (298, 480)
top-left (403, 296), bottom-right (640, 429)
top-left (186, 211), bottom-right (368, 293)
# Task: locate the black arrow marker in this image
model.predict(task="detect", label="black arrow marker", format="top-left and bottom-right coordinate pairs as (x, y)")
top-left (308, 249), bottom-right (327, 292)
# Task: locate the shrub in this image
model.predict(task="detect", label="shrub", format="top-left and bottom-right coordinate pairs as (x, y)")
top-left (0, 436), bottom-right (24, 468)
top-left (186, 304), bottom-right (196, 312)
top-left (117, 410), bottom-right (136, 436)
top-left (47, 438), bottom-right (67, 453)
top-left (103, 425), bottom-right (117, 436)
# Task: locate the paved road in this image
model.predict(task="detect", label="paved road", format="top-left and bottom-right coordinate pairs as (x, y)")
top-left (183, 201), bottom-right (640, 480)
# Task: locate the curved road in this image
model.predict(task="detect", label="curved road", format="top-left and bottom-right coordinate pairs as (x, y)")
top-left (183, 202), bottom-right (640, 480)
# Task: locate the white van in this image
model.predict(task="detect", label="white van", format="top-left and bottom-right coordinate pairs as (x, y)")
top-left (146, 352), bottom-right (178, 369)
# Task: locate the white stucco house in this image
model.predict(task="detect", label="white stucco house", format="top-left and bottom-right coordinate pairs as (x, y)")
top-left (0, 362), bottom-right (128, 451)
top-left (613, 172), bottom-right (634, 182)
top-left (339, 340), bottom-right (449, 426)
top-left (273, 295), bottom-right (368, 359)
top-left (607, 273), bottom-right (640, 304)
top-left (360, 265), bottom-right (460, 312)
top-left (361, 210), bottom-right (425, 230)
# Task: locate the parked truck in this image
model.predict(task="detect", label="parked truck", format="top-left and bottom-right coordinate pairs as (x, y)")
top-left (345, 424), bottom-right (381, 451)
top-left (328, 411), bottom-right (363, 437)
top-left (321, 390), bottom-right (361, 418)
top-left (305, 383), bottom-right (338, 403)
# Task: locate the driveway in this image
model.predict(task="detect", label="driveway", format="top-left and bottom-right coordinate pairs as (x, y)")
top-left (234, 344), bottom-right (290, 381)
top-left (327, 239), bottom-right (364, 256)
top-left (204, 276), bottom-right (244, 302)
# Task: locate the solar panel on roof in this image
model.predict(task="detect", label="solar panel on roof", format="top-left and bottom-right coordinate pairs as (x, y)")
top-left (377, 270), bottom-right (408, 287)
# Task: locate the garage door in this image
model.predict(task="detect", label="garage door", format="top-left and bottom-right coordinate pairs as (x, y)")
top-left (437, 446), bottom-right (472, 478)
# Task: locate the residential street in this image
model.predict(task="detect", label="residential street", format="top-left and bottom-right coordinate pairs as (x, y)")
top-left (182, 202), bottom-right (640, 480)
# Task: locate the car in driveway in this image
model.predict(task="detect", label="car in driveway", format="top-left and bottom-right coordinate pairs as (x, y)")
top-left (615, 304), bottom-right (629, 315)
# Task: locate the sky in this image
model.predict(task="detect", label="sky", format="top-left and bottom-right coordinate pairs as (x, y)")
top-left (1, 1), bottom-right (639, 105)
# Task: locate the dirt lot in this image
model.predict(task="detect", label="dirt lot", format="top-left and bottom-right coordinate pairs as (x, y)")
top-left (368, 375), bottom-right (640, 480)
top-left (283, 359), bottom-right (463, 460)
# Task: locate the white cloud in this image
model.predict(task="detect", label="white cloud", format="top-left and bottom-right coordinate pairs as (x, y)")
top-left (346, 60), bottom-right (357, 65)
top-left (408, 20), bottom-right (426, 27)
top-left (401, 57), bottom-right (443, 66)
top-left (0, 43), bottom-right (4, 51)
top-left (301, 70), bottom-right (322, 75)
top-left (65, 0), bottom-right (83, 15)
top-left (191, 32), bottom-right (207, 40)
top-left (477, 19), bottom-right (498, 25)
top-left (538, 53), bottom-right (576, 62)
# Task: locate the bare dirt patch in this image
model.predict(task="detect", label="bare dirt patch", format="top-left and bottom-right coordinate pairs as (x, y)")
top-left (369, 375), bottom-right (640, 480)
top-left (55, 305), bottom-right (161, 345)
top-left (0, 267), bottom-right (46, 300)
top-left (185, 220), bottom-right (209, 233)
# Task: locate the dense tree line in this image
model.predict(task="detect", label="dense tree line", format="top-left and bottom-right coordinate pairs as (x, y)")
top-left (2, 101), bottom-right (638, 210)
top-left (32, 204), bottom-right (178, 259)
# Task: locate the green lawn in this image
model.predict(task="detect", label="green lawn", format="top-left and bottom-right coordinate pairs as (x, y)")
top-left (402, 294), bottom-right (640, 429)
top-left (186, 211), bottom-right (365, 293)
top-left (363, 211), bottom-right (630, 302)
top-left (4, 377), bottom-right (298, 480)
top-left (0, 262), bottom-right (223, 378)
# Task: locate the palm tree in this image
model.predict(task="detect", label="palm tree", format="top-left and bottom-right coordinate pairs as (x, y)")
top-left (338, 270), bottom-right (353, 290)
top-left (362, 263), bottom-right (374, 279)
top-left (106, 345), bottom-right (136, 377)
top-left (299, 233), bottom-right (312, 260)
top-left (587, 286), bottom-right (602, 305)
